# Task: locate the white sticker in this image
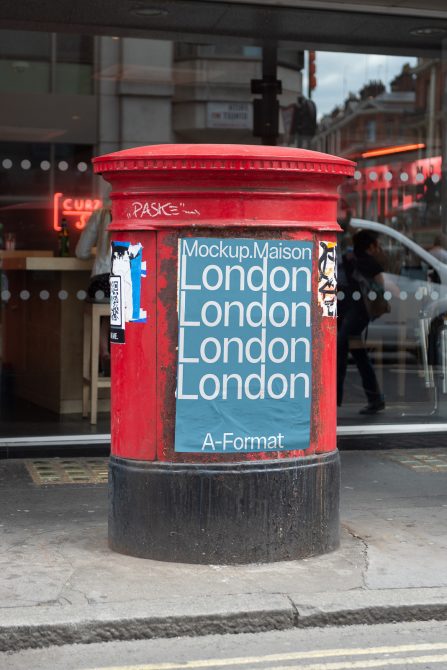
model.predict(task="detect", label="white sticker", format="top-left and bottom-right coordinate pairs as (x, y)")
top-left (110, 241), bottom-right (147, 344)
top-left (318, 241), bottom-right (337, 317)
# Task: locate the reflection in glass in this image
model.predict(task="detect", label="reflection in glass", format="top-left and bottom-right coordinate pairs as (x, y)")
top-left (314, 56), bottom-right (446, 423)
top-left (0, 28), bottom-right (446, 437)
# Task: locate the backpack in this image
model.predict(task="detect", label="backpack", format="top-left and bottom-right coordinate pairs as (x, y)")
top-left (351, 267), bottom-right (391, 321)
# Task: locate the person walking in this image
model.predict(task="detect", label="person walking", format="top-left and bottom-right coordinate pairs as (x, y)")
top-left (337, 229), bottom-right (386, 415)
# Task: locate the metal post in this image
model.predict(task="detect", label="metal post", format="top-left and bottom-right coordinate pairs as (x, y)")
top-left (261, 44), bottom-right (278, 146)
top-left (251, 43), bottom-right (281, 146)
top-left (419, 313), bottom-right (434, 388)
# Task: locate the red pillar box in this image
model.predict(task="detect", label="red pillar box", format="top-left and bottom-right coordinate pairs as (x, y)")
top-left (93, 144), bottom-right (355, 564)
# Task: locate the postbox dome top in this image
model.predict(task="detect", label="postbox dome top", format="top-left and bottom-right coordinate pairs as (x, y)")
top-left (93, 144), bottom-right (355, 177)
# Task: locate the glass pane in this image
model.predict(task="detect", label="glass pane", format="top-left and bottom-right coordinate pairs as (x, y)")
top-left (311, 54), bottom-right (446, 423)
top-left (1, 26), bottom-right (446, 442)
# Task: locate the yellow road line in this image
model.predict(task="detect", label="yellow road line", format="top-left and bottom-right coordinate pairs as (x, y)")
top-left (262, 655), bottom-right (447, 670)
top-left (88, 642), bottom-right (447, 670)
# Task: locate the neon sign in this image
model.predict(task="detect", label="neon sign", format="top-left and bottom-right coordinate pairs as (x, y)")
top-left (53, 192), bottom-right (103, 231)
top-left (361, 143), bottom-right (426, 159)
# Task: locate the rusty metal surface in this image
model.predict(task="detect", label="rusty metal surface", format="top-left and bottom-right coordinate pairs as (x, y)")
top-left (109, 451), bottom-right (340, 562)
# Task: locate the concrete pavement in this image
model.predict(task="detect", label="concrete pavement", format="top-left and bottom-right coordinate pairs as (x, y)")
top-left (0, 447), bottom-right (446, 651)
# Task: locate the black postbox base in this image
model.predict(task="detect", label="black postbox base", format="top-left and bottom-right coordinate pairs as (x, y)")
top-left (109, 451), bottom-right (340, 564)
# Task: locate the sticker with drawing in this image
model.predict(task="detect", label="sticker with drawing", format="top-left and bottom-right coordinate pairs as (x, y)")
top-left (318, 241), bottom-right (337, 317)
top-left (110, 241), bottom-right (147, 344)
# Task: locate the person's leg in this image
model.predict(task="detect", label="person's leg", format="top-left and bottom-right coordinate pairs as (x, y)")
top-left (337, 311), bottom-right (351, 406)
top-left (350, 346), bottom-right (383, 407)
top-left (348, 311), bottom-right (384, 410)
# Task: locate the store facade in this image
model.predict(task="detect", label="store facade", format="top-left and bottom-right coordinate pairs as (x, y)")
top-left (1, 0), bottom-right (447, 446)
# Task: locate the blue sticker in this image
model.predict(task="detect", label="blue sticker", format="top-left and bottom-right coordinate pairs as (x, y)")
top-left (174, 237), bottom-right (313, 454)
top-left (110, 241), bottom-right (147, 343)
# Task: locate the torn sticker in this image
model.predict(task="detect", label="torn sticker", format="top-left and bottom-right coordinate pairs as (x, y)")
top-left (318, 241), bottom-right (337, 317)
top-left (110, 275), bottom-right (125, 343)
top-left (110, 241), bottom-right (147, 343)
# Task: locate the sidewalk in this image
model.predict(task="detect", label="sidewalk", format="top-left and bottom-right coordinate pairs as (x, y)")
top-left (1, 446), bottom-right (446, 651)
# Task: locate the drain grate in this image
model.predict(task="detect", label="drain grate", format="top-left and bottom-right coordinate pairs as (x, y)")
top-left (384, 449), bottom-right (447, 472)
top-left (25, 458), bottom-right (108, 485)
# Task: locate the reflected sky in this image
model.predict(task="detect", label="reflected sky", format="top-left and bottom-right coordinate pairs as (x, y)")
top-left (305, 52), bottom-right (418, 118)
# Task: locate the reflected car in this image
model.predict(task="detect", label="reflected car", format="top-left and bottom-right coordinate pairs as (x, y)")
top-left (345, 218), bottom-right (447, 350)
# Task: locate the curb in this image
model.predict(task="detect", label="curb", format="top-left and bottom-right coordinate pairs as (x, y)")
top-left (2, 601), bottom-right (447, 652)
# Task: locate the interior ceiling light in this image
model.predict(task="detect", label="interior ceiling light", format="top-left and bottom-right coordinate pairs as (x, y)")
top-left (362, 143), bottom-right (425, 159)
top-left (410, 27), bottom-right (447, 37)
top-left (132, 6), bottom-right (169, 17)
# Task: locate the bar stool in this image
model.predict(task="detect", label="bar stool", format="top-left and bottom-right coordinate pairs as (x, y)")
top-left (82, 302), bottom-right (111, 424)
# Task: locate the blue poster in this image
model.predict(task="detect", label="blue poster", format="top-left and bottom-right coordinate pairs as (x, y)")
top-left (174, 237), bottom-right (313, 454)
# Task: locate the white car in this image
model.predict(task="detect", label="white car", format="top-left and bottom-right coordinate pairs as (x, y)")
top-left (347, 218), bottom-right (447, 351)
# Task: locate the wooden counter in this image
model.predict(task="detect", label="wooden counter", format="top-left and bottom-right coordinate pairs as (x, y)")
top-left (0, 249), bottom-right (54, 260)
top-left (2, 254), bottom-right (110, 415)
top-left (2, 256), bottom-right (92, 271)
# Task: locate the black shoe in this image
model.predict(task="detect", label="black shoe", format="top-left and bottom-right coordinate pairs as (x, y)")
top-left (359, 401), bottom-right (385, 415)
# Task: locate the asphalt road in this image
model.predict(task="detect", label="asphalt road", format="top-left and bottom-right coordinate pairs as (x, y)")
top-left (2, 621), bottom-right (447, 670)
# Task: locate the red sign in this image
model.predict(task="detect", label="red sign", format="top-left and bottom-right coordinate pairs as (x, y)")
top-left (53, 192), bottom-right (103, 231)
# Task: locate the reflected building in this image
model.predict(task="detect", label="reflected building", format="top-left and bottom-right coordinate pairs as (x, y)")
top-left (313, 59), bottom-right (444, 246)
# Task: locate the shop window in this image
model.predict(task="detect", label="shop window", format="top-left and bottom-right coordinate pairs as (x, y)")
top-left (0, 142), bottom-right (94, 251)
top-left (1, 28), bottom-right (446, 440)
